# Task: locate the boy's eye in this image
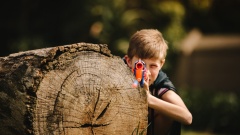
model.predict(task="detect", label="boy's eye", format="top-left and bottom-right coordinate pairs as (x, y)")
top-left (150, 65), bottom-right (157, 68)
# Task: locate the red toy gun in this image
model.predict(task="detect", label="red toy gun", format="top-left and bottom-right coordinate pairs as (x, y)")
top-left (132, 59), bottom-right (147, 88)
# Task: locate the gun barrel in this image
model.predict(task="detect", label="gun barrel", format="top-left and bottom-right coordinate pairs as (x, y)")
top-left (132, 59), bottom-right (146, 88)
top-left (136, 62), bottom-right (143, 69)
top-left (134, 61), bottom-right (144, 82)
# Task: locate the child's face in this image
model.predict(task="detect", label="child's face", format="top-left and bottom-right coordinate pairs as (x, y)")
top-left (126, 55), bottom-right (165, 85)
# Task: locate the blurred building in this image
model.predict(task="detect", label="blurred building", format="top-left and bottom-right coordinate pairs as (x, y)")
top-left (174, 29), bottom-right (240, 91)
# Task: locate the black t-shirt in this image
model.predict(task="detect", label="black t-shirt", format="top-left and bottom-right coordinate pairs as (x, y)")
top-left (149, 70), bottom-right (176, 95)
top-left (148, 70), bottom-right (181, 135)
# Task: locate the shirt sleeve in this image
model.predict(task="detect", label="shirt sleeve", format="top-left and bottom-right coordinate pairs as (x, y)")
top-left (157, 88), bottom-right (169, 97)
top-left (151, 70), bottom-right (177, 98)
top-left (158, 70), bottom-right (176, 91)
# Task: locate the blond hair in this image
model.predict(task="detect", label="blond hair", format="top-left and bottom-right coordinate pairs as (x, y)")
top-left (127, 29), bottom-right (168, 60)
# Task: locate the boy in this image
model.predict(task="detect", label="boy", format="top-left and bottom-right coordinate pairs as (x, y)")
top-left (124, 29), bottom-right (192, 135)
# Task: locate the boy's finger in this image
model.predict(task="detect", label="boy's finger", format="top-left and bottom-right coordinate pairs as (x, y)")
top-left (143, 79), bottom-right (149, 91)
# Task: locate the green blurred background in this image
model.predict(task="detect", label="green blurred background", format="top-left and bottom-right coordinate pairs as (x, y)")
top-left (1, 0), bottom-right (240, 134)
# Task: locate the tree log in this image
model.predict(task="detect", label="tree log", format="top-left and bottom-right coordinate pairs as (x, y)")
top-left (0, 43), bottom-right (148, 135)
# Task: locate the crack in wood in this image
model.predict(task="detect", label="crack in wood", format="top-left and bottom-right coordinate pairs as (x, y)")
top-left (92, 88), bottom-right (100, 118)
top-left (80, 123), bottom-right (110, 128)
top-left (96, 101), bottom-right (111, 120)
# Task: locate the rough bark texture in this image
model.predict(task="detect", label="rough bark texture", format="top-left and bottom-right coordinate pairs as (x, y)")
top-left (0, 43), bottom-right (148, 135)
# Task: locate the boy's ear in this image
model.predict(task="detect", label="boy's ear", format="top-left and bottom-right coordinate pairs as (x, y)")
top-left (124, 55), bottom-right (132, 68)
top-left (160, 59), bottom-right (165, 67)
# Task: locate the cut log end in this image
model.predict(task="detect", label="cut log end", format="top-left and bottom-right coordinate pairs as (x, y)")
top-left (0, 43), bottom-right (148, 135)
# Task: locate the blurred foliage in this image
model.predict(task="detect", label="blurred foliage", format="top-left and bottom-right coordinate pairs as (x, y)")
top-left (1, 0), bottom-right (188, 74)
top-left (183, 0), bottom-right (240, 33)
top-left (179, 89), bottom-right (240, 134)
top-left (1, 0), bottom-right (240, 57)
top-left (1, 0), bottom-right (240, 74)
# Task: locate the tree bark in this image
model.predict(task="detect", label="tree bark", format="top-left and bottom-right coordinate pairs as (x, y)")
top-left (0, 43), bottom-right (148, 135)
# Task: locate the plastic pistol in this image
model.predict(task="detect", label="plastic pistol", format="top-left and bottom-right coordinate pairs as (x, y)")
top-left (132, 59), bottom-right (146, 88)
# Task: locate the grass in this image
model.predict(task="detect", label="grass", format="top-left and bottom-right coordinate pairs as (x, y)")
top-left (132, 122), bottom-right (150, 135)
top-left (182, 130), bottom-right (228, 135)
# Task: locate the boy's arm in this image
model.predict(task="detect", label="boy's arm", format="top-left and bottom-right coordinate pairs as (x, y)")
top-left (148, 70), bottom-right (192, 125)
top-left (147, 90), bottom-right (192, 125)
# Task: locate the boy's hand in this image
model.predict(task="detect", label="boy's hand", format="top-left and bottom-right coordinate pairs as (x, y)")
top-left (143, 70), bottom-right (150, 93)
